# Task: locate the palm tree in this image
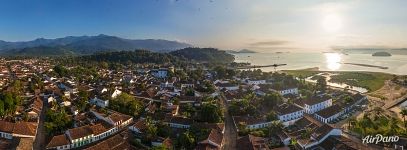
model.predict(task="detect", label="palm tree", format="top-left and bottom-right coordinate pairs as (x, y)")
top-left (400, 108), bottom-right (407, 130)
top-left (268, 121), bottom-right (284, 138)
top-left (348, 116), bottom-right (357, 130)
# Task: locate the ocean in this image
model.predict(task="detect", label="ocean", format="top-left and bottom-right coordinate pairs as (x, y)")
top-left (233, 52), bottom-right (407, 75)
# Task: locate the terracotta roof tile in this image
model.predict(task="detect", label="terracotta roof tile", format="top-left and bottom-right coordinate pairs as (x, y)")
top-left (46, 134), bottom-right (70, 148)
top-left (13, 122), bottom-right (37, 136)
top-left (67, 125), bottom-right (93, 140)
top-left (0, 121), bottom-right (14, 133)
top-left (89, 124), bottom-right (107, 135)
top-left (237, 135), bottom-right (269, 150)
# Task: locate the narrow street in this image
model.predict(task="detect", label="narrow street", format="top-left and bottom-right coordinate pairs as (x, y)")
top-left (220, 93), bottom-right (237, 150)
top-left (33, 97), bottom-right (48, 150)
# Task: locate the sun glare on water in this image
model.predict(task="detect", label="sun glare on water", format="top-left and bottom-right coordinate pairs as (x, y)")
top-left (325, 53), bottom-right (342, 70)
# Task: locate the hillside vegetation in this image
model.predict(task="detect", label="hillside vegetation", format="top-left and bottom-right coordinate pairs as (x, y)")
top-left (170, 47), bottom-right (234, 63)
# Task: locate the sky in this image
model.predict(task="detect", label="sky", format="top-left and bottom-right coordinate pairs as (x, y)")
top-left (0, 0), bottom-right (406, 52)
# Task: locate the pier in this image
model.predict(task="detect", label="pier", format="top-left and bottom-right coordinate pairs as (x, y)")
top-left (341, 63), bottom-right (389, 69)
top-left (235, 64), bottom-right (287, 69)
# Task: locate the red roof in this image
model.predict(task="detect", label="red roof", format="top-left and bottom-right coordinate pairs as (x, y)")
top-left (67, 125), bottom-right (93, 140)
top-left (13, 122), bottom-right (37, 136)
top-left (0, 121), bottom-right (14, 133)
top-left (46, 134), bottom-right (70, 148)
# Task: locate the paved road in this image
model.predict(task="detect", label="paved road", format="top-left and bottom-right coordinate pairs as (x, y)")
top-left (220, 93), bottom-right (237, 150)
top-left (33, 97), bottom-right (48, 150)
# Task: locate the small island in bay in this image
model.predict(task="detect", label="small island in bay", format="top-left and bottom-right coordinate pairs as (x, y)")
top-left (372, 51), bottom-right (392, 57)
top-left (235, 49), bottom-right (257, 53)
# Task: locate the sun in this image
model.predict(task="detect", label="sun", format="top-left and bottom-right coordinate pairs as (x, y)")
top-left (322, 14), bottom-right (343, 33)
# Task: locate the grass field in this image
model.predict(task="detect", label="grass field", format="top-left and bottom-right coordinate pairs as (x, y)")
top-left (283, 69), bottom-right (394, 92)
top-left (282, 68), bottom-right (320, 78)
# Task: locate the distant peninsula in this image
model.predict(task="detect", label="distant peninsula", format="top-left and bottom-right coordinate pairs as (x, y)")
top-left (372, 51), bottom-right (392, 57)
top-left (228, 49), bottom-right (257, 53)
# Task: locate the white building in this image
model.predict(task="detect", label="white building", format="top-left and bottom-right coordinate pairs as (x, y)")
top-left (165, 116), bottom-right (193, 129)
top-left (47, 110), bottom-right (133, 150)
top-left (89, 97), bottom-right (109, 108)
top-left (314, 93), bottom-right (367, 123)
top-left (314, 104), bottom-right (344, 123)
top-left (180, 83), bottom-right (194, 90)
top-left (48, 96), bottom-right (57, 104)
top-left (111, 89), bottom-right (122, 98)
top-left (129, 119), bottom-right (147, 134)
top-left (278, 87), bottom-right (299, 96)
top-left (215, 82), bottom-right (239, 91)
top-left (232, 116), bottom-right (272, 130)
top-left (296, 95), bottom-right (332, 114)
top-left (246, 79), bottom-right (266, 85)
top-left (297, 125), bottom-right (342, 149)
top-left (275, 103), bottom-right (304, 126)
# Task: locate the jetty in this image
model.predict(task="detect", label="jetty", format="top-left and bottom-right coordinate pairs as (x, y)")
top-left (235, 64), bottom-right (287, 69)
top-left (342, 63), bottom-right (388, 69)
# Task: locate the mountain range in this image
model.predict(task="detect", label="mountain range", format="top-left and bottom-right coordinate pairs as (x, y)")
top-left (0, 34), bottom-right (192, 56)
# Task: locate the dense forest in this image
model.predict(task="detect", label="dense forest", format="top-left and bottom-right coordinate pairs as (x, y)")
top-left (74, 47), bottom-right (234, 65)
top-left (1, 47), bottom-right (235, 65)
top-left (170, 47), bottom-right (234, 63)
top-left (0, 46), bottom-right (76, 56)
top-left (79, 50), bottom-right (179, 64)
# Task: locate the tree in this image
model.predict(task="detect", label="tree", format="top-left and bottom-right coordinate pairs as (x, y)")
top-left (359, 115), bottom-right (373, 136)
top-left (146, 122), bottom-right (158, 141)
top-left (177, 131), bottom-right (195, 149)
top-left (173, 97), bottom-right (180, 105)
top-left (400, 108), bottom-right (407, 130)
top-left (53, 65), bottom-right (69, 77)
top-left (44, 109), bottom-right (73, 134)
top-left (128, 100), bottom-right (143, 116)
top-left (157, 123), bottom-right (171, 138)
top-left (348, 116), bottom-right (357, 130)
top-left (266, 111), bottom-right (278, 121)
top-left (316, 76), bottom-right (327, 92)
top-left (301, 127), bottom-right (313, 139)
top-left (185, 88), bottom-right (195, 96)
top-left (110, 93), bottom-right (143, 117)
top-left (244, 105), bottom-right (257, 116)
top-left (3, 93), bottom-right (15, 116)
top-left (269, 121), bottom-right (284, 137)
top-left (151, 145), bottom-right (167, 150)
top-left (200, 103), bottom-right (222, 123)
top-left (344, 95), bottom-right (354, 103)
top-left (388, 118), bottom-right (400, 136)
top-left (182, 103), bottom-right (196, 118)
top-left (0, 100), bottom-right (4, 117)
top-left (263, 92), bottom-right (283, 107)
top-left (214, 66), bottom-right (227, 79)
top-left (100, 61), bottom-right (109, 69)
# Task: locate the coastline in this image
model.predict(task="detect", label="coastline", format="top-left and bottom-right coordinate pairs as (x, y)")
top-left (233, 52), bottom-right (407, 75)
top-left (281, 67), bottom-right (396, 92)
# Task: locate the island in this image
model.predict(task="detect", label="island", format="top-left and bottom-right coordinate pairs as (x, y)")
top-left (227, 49), bottom-right (257, 53)
top-left (238, 49), bottom-right (256, 53)
top-left (372, 51), bottom-right (392, 57)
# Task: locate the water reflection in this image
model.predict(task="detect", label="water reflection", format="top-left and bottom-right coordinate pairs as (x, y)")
top-left (325, 53), bottom-right (341, 70)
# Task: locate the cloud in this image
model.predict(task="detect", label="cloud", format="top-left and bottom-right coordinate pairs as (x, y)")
top-left (249, 40), bottom-right (290, 47)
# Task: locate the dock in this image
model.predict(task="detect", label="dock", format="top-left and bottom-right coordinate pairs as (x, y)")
top-left (235, 64), bottom-right (287, 69)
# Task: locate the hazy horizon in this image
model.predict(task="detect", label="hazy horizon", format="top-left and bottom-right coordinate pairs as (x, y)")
top-left (1, 0), bottom-right (406, 52)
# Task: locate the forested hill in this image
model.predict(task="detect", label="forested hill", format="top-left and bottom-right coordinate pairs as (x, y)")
top-left (80, 50), bottom-right (179, 64)
top-left (79, 48), bottom-right (235, 64)
top-left (170, 47), bottom-right (234, 63)
top-left (0, 46), bottom-right (76, 56)
top-left (0, 34), bottom-right (192, 56)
